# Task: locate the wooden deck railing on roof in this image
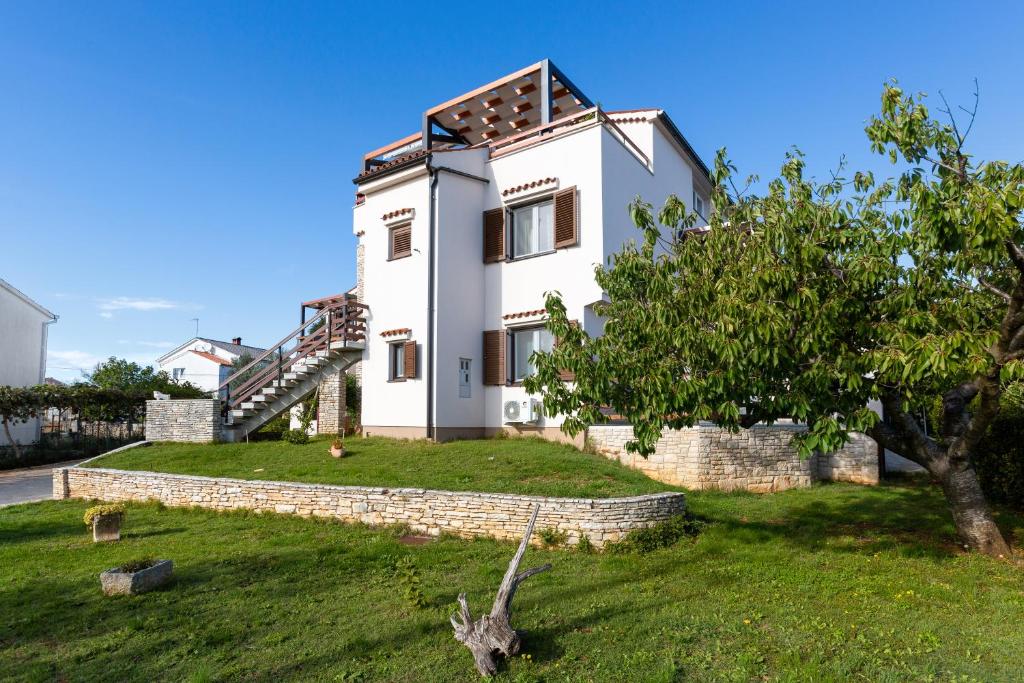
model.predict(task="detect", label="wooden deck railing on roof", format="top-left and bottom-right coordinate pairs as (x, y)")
top-left (484, 108), bottom-right (652, 171)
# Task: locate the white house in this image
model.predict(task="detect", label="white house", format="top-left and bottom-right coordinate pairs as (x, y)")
top-left (352, 60), bottom-right (712, 443)
top-left (0, 278), bottom-right (57, 446)
top-left (156, 337), bottom-right (265, 396)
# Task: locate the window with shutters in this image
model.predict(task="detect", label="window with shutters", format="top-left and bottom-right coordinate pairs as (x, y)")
top-left (509, 199), bottom-right (554, 259)
top-left (388, 223), bottom-right (412, 260)
top-left (388, 341), bottom-right (405, 381)
top-left (509, 326), bottom-right (554, 382)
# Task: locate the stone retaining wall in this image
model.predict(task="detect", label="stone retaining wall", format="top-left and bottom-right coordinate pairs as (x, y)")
top-left (53, 466), bottom-right (686, 548)
top-left (588, 422), bottom-right (879, 493)
top-left (145, 399), bottom-right (221, 443)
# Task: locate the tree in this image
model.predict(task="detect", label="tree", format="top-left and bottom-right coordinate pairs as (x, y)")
top-left (526, 82), bottom-right (1024, 557)
top-left (84, 357), bottom-right (206, 398)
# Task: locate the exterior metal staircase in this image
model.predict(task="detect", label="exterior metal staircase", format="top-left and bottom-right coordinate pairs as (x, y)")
top-left (217, 298), bottom-right (367, 442)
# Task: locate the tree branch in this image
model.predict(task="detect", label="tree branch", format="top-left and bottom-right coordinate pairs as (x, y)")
top-left (977, 277), bottom-right (1011, 302)
top-left (1006, 240), bottom-right (1024, 275)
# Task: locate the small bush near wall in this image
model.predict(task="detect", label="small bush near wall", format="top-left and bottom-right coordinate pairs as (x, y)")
top-left (975, 412), bottom-right (1024, 509)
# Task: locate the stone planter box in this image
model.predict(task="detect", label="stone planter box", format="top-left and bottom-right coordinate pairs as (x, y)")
top-left (92, 514), bottom-right (122, 542)
top-left (100, 560), bottom-right (174, 596)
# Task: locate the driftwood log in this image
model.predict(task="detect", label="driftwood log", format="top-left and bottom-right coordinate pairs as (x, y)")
top-left (450, 504), bottom-right (552, 676)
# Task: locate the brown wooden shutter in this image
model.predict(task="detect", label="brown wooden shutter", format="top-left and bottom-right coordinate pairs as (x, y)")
top-left (483, 208), bottom-right (505, 263)
top-left (553, 186), bottom-right (578, 248)
top-left (483, 330), bottom-right (505, 385)
top-left (390, 223), bottom-right (412, 260)
top-left (403, 340), bottom-right (417, 379)
top-left (555, 320), bottom-right (580, 381)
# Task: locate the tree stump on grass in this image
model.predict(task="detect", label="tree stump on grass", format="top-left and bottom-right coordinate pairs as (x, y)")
top-left (450, 504), bottom-right (551, 677)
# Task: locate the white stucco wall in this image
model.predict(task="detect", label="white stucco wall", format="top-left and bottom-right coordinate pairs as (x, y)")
top-left (0, 282), bottom-right (55, 446)
top-left (356, 116), bottom-right (705, 439)
top-left (156, 340), bottom-right (238, 394)
top-left (356, 168), bottom-right (432, 433)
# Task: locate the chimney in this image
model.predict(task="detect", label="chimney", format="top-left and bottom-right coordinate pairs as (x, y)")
top-left (232, 337), bottom-right (242, 346)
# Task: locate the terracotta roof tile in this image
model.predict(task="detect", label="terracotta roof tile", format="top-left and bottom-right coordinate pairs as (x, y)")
top-left (379, 327), bottom-right (411, 338)
top-left (502, 308), bottom-right (546, 320)
top-left (190, 350), bottom-right (233, 366)
top-left (381, 207), bottom-right (414, 221)
top-left (501, 177), bottom-right (557, 197)
top-left (357, 149), bottom-right (429, 180)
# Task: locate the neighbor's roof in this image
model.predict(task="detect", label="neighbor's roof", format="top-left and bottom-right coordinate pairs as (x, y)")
top-left (190, 350), bottom-right (233, 366)
top-left (156, 337), bottom-right (265, 364)
top-left (0, 277), bottom-right (57, 320)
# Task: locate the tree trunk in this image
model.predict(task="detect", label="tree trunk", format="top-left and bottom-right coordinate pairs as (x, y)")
top-left (934, 457), bottom-right (1011, 558)
top-left (450, 504), bottom-right (551, 676)
top-left (2, 416), bottom-right (21, 460)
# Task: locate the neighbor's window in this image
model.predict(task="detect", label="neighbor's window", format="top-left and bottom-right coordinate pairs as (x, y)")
top-left (172, 368), bottom-right (185, 380)
top-left (510, 199), bottom-right (554, 259)
top-left (510, 326), bottom-right (553, 382)
top-left (389, 342), bottom-right (405, 381)
top-left (692, 191), bottom-right (706, 221)
top-left (389, 223), bottom-right (412, 260)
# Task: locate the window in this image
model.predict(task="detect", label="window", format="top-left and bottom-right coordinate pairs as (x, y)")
top-left (510, 199), bottom-right (554, 259)
top-left (389, 342), bottom-right (405, 381)
top-left (510, 326), bottom-right (553, 382)
top-left (692, 191), bottom-right (706, 221)
top-left (172, 368), bottom-right (185, 381)
top-left (459, 358), bottom-right (471, 398)
top-left (389, 223), bottom-right (412, 260)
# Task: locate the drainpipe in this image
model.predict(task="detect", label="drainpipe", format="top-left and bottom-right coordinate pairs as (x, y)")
top-left (424, 164), bottom-right (489, 441)
top-left (426, 165), bottom-right (439, 440)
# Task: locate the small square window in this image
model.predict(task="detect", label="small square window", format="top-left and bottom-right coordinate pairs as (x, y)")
top-left (172, 368), bottom-right (185, 381)
top-left (389, 223), bottom-right (412, 260)
top-left (510, 199), bottom-right (554, 259)
top-left (692, 191), bottom-right (706, 220)
top-left (389, 342), bottom-right (406, 381)
top-left (509, 326), bottom-right (553, 382)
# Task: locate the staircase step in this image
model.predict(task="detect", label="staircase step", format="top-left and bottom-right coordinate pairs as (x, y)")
top-left (251, 394), bottom-right (271, 403)
top-left (240, 402), bottom-right (265, 411)
top-left (261, 387), bottom-right (283, 396)
top-left (230, 409), bottom-right (255, 418)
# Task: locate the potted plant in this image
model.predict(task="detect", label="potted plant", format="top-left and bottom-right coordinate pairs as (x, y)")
top-left (330, 434), bottom-right (345, 458)
top-left (100, 558), bottom-right (174, 596)
top-left (84, 504), bottom-right (126, 542)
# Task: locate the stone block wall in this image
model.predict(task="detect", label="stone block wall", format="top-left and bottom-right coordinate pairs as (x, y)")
top-left (53, 466), bottom-right (686, 548)
top-left (144, 399), bottom-right (221, 443)
top-left (317, 369), bottom-right (347, 435)
top-left (588, 421), bottom-right (879, 493)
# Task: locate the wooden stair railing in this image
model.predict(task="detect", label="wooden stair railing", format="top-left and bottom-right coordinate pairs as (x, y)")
top-left (217, 300), bottom-right (367, 417)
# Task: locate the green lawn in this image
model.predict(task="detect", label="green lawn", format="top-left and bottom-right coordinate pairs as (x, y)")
top-left (2, 482), bottom-right (1023, 682)
top-left (86, 436), bottom-right (676, 499)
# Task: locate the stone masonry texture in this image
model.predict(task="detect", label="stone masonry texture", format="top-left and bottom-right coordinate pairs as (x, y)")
top-left (317, 369), bottom-right (347, 435)
top-left (53, 466), bottom-right (686, 548)
top-left (588, 421), bottom-right (879, 493)
top-left (144, 399), bottom-right (221, 443)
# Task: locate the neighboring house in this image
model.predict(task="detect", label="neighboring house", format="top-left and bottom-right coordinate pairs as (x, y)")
top-left (352, 59), bottom-right (713, 443)
top-left (0, 278), bottom-right (57, 446)
top-left (156, 337), bottom-right (265, 396)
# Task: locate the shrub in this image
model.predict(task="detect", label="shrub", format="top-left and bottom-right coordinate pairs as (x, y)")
top-left (282, 428), bottom-right (310, 445)
top-left (608, 514), bottom-right (705, 554)
top-left (394, 556), bottom-right (426, 609)
top-left (537, 527), bottom-right (568, 548)
top-left (83, 503), bottom-right (126, 526)
top-left (254, 414), bottom-right (289, 441)
top-left (118, 558), bottom-right (157, 573)
top-left (974, 400), bottom-right (1024, 509)
top-left (575, 534), bottom-right (594, 553)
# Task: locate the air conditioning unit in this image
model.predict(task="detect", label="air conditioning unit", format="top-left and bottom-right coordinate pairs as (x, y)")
top-left (503, 399), bottom-right (542, 424)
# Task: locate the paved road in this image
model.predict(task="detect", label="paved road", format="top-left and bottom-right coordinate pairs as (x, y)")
top-left (0, 461), bottom-right (82, 507)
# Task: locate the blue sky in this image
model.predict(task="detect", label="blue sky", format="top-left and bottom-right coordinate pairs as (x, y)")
top-left (2, 1), bottom-right (1022, 382)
